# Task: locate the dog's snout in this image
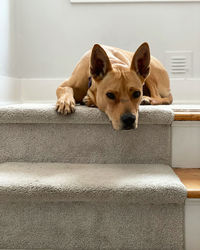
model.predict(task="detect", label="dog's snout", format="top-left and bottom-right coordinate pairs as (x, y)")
top-left (121, 113), bottom-right (136, 129)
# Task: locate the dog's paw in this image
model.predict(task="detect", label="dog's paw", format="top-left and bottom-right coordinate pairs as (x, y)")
top-left (56, 98), bottom-right (75, 115)
top-left (140, 96), bottom-right (151, 105)
top-left (83, 95), bottom-right (95, 107)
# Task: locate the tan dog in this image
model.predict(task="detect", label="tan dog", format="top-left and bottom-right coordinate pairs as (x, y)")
top-left (56, 43), bottom-right (172, 130)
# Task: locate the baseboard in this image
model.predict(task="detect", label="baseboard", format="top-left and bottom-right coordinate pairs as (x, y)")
top-left (20, 78), bottom-right (63, 103)
top-left (171, 78), bottom-right (200, 104)
top-left (0, 77), bottom-right (200, 104)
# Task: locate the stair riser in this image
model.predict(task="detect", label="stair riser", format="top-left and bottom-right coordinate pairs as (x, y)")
top-left (0, 201), bottom-right (184, 250)
top-left (0, 123), bottom-right (171, 164)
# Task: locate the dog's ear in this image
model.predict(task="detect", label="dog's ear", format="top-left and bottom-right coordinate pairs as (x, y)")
top-left (90, 44), bottom-right (112, 80)
top-left (131, 42), bottom-right (150, 80)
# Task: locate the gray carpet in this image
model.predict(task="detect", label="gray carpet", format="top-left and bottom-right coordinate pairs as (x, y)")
top-left (0, 163), bottom-right (186, 250)
top-left (0, 104), bottom-right (186, 249)
top-left (0, 201), bottom-right (185, 250)
top-left (0, 163), bottom-right (186, 203)
top-left (0, 104), bottom-right (174, 124)
top-left (0, 104), bottom-right (173, 164)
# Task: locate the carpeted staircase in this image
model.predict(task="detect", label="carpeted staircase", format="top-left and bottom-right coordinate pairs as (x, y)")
top-left (0, 104), bottom-right (187, 250)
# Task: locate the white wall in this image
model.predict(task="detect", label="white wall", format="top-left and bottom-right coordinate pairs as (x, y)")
top-left (14, 0), bottom-right (200, 78)
top-left (0, 0), bottom-right (17, 77)
top-left (1, 0), bottom-right (200, 104)
top-left (0, 0), bottom-right (20, 103)
top-left (0, 0), bottom-right (11, 76)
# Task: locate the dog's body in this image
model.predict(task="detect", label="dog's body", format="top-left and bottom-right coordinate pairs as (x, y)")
top-left (56, 43), bottom-right (172, 130)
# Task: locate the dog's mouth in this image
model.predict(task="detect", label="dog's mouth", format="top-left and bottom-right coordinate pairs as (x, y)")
top-left (111, 120), bottom-right (137, 130)
top-left (122, 123), bottom-right (136, 130)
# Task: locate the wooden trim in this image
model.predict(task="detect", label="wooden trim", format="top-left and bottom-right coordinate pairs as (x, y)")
top-left (174, 112), bottom-right (200, 121)
top-left (173, 168), bottom-right (200, 198)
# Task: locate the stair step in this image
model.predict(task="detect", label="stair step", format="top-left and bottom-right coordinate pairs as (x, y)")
top-left (0, 162), bottom-right (186, 203)
top-left (174, 112), bottom-right (200, 121)
top-left (172, 104), bottom-right (200, 120)
top-left (174, 168), bottom-right (200, 198)
top-left (0, 103), bottom-right (173, 124)
top-left (0, 162), bottom-right (186, 249)
top-left (0, 104), bottom-right (173, 164)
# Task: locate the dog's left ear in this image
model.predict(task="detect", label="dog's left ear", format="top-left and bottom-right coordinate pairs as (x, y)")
top-left (131, 42), bottom-right (150, 80)
top-left (90, 44), bottom-right (112, 81)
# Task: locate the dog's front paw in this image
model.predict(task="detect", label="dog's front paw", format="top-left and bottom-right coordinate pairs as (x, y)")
top-left (83, 95), bottom-right (95, 107)
top-left (140, 96), bottom-right (151, 105)
top-left (56, 97), bottom-right (75, 115)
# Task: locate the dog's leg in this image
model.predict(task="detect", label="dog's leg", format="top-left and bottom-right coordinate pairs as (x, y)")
top-left (56, 56), bottom-right (90, 114)
top-left (141, 79), bottom-right (173, 105)
top-left (56, 76), bottom-right (89, 114)
top-left (56, 79), bottom-right (76, 114)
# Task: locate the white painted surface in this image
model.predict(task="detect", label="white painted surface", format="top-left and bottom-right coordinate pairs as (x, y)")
top-left (185, 199), bottom-right (200, 250)
top-left (0, 76), bottom-right (21, 104)
top-left (172, 104), bottom-right (200, 112)
top-left (169, 78), bottom-right (200, 104)
top-left (0, 0), bottom-right (200, 104)
top-left (172, 121), bottom-right (200, 168)
top-left (0, 0), bottom-right (11, 76)
top-left (20, 79), bottom-right (62, 103)
top-left (0, 0), bottom-right (17, 77)
top-left (11, 0), bottom-right (200, 78)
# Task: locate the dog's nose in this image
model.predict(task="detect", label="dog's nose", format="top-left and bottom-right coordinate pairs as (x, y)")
top-left (121, 113), bottom-right (136, 129)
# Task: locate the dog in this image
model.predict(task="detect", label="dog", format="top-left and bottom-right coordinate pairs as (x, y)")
top-left (56, 43), bottom-right (172, 130)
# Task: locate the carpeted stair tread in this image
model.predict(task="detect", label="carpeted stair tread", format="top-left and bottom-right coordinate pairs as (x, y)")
top-left (0, 103), bottom-right (174, 124)
top-left (0, 162), bottom-right (186, 203)
top-left (0, 104), bottom-right (173, 164)
top-left (0, 105), bottom-right (186, 249)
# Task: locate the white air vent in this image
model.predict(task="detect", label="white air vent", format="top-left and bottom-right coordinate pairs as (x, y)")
top-left (165, 51), bottom-right (193, 78)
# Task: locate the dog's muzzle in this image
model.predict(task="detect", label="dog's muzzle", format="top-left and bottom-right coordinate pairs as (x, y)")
top-left (121, 113), bottom-right (136, 130)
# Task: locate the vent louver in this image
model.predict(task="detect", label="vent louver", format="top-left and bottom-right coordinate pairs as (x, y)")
top-left (165, 51), bottom-right (192, 78)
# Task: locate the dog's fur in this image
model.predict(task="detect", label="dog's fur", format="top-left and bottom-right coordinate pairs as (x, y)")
top-left (56, 43), bottom-right (172, 130)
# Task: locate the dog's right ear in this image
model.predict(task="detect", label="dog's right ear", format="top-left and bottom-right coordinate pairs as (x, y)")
top-left (131, 42), bottom-right (150, 80)
top-left (90, 44), bottom-right (112, 80)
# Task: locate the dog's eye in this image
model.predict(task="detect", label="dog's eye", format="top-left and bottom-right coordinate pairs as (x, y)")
top-left (106, 92), bottom-right (116, 100)
top-left (132, 91), bottom-right (141, 99)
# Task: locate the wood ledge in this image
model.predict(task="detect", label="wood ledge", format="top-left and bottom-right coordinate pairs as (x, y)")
top-left (173, 168), bottom-right (200, 198)
top-left (174, 112), bottom-right (200, 121)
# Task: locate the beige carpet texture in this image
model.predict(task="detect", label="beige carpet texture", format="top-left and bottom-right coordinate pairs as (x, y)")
top-left (0, 104), bottom-right (186, 250)
top-left (0, 104), bottom-right (173, 164)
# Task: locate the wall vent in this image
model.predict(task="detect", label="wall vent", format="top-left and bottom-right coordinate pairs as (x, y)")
top-left (165, 51), bottom-right (193, 78)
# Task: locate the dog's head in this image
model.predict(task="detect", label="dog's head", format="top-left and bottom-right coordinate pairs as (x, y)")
top-left (90, 43), bottom-right (150, 130)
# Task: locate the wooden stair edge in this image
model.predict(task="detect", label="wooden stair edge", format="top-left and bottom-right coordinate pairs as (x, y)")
top-left (174, 112), bottom-right (200, 121)
top-left (173, 168), bottom-right (200, 198)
